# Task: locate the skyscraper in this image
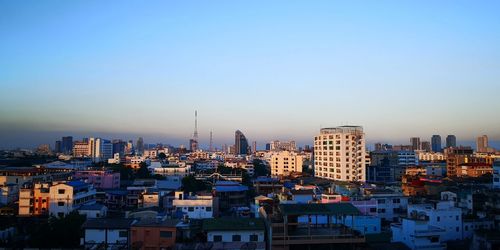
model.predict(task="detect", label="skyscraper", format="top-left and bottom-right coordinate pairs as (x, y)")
top-left (431, 135), bottom-right (442, 152)
top-left (61, 136), bottom-right (73, 154)
top-left (410, 137), bottom-right (421, 151)
top-left (55, 140), bottom-right (62, 153)
top-left (314, 126), bottom-right (366, 182)
top-left (234, 130), bottom-right (249, 155)
top-left (476, 135), bottom-right (489, 152)
top-left (421, 141), bottom-right (431, 152)
top-left (446, 135), bottom-right (457, 148)
top-left (136, 137), bottom-right (144, 155)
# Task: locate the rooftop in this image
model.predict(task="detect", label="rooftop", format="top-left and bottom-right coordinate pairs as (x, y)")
top-left (280, 203), bottom-right (361, 216)
top-left (82, 218), bottom-right (135, 229)
top-left (202, 218), bottom-right (265, 231)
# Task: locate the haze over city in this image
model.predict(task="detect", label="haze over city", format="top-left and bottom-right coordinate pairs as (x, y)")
top-left (1, 1), bottom-right (500, 149)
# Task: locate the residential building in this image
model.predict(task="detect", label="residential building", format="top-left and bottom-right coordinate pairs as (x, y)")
top-left (314, 126), bottom-right (366, 182)
top-left (49, 180), bottom-right (96, 217)
top-left (419, 152), bottom-right (445, 162)
top-left (269, 140), bottom-right (297, 151)
top-left (421, 141), bottom-right (431, 152)
top-left (0, 184), bottom-right (18, 205)
top-left (82, 218), bottom-right (135, 249)
top-left (203, 218), bottom-right (266, 250)
top-left (493, 163), bottom-right (500, 189)
top-left (392, 201), bottom-right (463, 250)
top-left (270, 150), bottom-right (304, 176)
top-left (78, 203), bottom-right (108, 218)
top-left (18, 182), bottom-right (50, 216)
top-left (89, 138), bottom-right (113, 162)
top-left (477, 135), bottom-right (491, 153)
top-left (73, 141), bottom-right (90, 157)
top-left (271, 203), bottom-right (365, 250)
top-left (74, 170), bottom-right (120, 189)
top-left (172, 191), bottom-right (217, 219)
top-left (213, 181), bottom-right (248, 212)
top-left (130, 218), bottom-right (179, 250)
top-left (136, 137), bottom-right (144, 155)
top-left (457, 163), bottom-right (493, 177)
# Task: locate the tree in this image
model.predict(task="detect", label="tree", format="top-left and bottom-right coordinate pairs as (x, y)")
top-left (27, 211), bottom-right (85, 248)
top-left (252, 159), bottom-right (270, 176)
top-left (108, 163), bottom-right (134, 181)
top-left (158, 152), bottom-right (167, 160)
top-left (135, 162), bottom-right (152, 179)
top-left (182, 175), bottom-right (208, 193)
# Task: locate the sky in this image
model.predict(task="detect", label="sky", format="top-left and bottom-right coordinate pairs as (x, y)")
top-left (1, 1), bottom-right (500, 149)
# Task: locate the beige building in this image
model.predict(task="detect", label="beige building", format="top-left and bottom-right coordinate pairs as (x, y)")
top-left (418, 152), bottom-right (445, 161)
top-left (270, 151), bottom-right (304, 176)
top-left (73, 141), bottom-right (90, 157)
top-left (314, 126), bottom-right (366, 182)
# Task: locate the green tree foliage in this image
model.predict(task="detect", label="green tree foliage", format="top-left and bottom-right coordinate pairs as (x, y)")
top-left (108, 163), bottom-right (134, 181)
top-left (182, 175), bottom-right (209, 193)
top-left (252, 159), bottom-right (270, 176)
top-left (158, 152), bottom-right (167, 160)
top-left (135, 162), bottom-right (152, 179)
top-left (27, 211), bottom-right (86, 248)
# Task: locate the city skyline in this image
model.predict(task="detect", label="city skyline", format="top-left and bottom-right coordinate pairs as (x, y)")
top-left (1, 1), bottom-right (500, 148)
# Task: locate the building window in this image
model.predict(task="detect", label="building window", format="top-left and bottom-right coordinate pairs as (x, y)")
top-left (58, 202), bottom-right (65, 206)
top-left (58, 189), bottom-right (65, 194)
top-left (160, 231), bottom-right (173, 238)
top-left (188, 207), bottom-right (194, 212)
top-left (392, 198), bottom-right (400, 203)
top-left (437, 216), bottom-right (440, 222)
top-left (119, 231), bottom-right (128, 237)
top-left (377, 199), bottom-right (385, 204)
top-left (206, 207), bottom-right (212, 212)
top-left (232, 235), bottom-right (241, 242)
top-left (250, 235), bottom-right (258, 241)
top-left (213, 235), bottom-right (222, 242)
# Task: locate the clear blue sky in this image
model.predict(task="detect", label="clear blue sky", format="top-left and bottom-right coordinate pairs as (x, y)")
top-left (1, 1), bottom-right (500, 149)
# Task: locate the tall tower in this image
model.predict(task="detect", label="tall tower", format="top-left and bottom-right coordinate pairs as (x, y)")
top-left (190, 111), bottom-right (199, 152)
top-left (209, 130), bottom-right (213, 152)
top-left (194, 110), bottom-right (198, 140)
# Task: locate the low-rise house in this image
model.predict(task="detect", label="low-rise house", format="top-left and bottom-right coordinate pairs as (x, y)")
top-left (74, 170), bottom-right (120, 189)
top-left (130, 218), bottom-right (179, 250)
top-left (271, 203), bottom-right (365, 250)
top-left (78, 203), bottom-right (108, 218)
top-left (49, 180), bottom-right (96, 217)
top-left (213, 181), bottom-right (248, 212)
top-left (172, 191), bottom-right (217, 219)
top-left (203, 218), bottom-right (266, 250)
top-left (82, 218), bottom-right (135, 249)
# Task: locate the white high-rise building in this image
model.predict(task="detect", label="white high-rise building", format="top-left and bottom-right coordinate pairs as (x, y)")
top-left (314, 126), bottom-right (366, 182)
top-left (89, 138), bottom-right (113, 162)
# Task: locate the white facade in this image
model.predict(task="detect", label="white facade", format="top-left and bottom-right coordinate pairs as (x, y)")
top-left (270, 151), bottom-right (304, 176)
top-left (89, 138), bottom-right (113, 162)
top-left (49, 181), bottom-right (96, 217)
top-left (373, 194), bottom-right (409, 222)
top-left (172, 191), bottom-right (215, 219)
top-left (314, 126), bottom-right (366, 182)
top-left (398, 151), bottom-right (418, 166)
top-left (148, 162), bottom-right (191, 177)
top-left (392, 201), bottom-right (464, 250)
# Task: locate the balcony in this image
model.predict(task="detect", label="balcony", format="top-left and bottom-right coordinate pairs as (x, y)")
top-left (271, 222), bottom-right (365, 246)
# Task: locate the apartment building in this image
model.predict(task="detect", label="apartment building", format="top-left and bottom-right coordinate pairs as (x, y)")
top-left (49, 180), bottom-right (96, 217)
top-left (172, 191), bottom-right (217, 219)
top-left (270, 151), bottom-right (304, 176)
top-left (314, 126), bottom-right (366, 182)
